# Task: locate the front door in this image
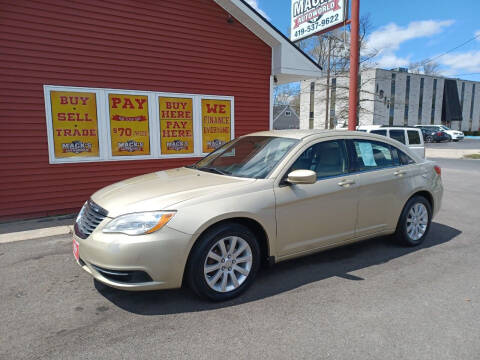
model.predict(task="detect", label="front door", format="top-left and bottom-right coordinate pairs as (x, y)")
top-left (274, 140), bottom-right (358, 258)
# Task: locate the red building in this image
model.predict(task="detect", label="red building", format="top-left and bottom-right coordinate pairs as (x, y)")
top-left (0, 0), bottom-right (321, 220)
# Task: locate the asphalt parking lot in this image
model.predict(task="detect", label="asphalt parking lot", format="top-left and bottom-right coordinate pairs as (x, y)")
top-left (1, 154), bottom-right (480, 359)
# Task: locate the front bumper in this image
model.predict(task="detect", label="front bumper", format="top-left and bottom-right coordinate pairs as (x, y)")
top-left (451, 134), bottom-right (464, 140)
top-left (74, 224), bottom-right (194, 291)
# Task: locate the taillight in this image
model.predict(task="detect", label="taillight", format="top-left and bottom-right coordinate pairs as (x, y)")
top-left (434, 165), bottom-right (441, 176)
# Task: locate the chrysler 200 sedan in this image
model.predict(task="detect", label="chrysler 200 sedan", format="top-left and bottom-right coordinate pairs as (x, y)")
top-left (73, 130), bottom-right (443, 301)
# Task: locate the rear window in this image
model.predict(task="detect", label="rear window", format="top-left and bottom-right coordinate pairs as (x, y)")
top-left (390, 130), bottom-right (406, 144)
top-left (407, 130), bottom-right (421, 145)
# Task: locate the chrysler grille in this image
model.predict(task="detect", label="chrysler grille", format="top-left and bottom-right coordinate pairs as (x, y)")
top-left (75, 200), bottom-right (108, 239)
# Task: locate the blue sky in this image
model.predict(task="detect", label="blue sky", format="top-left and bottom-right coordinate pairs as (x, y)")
top-left (245, 0), bottom-right (480, 81)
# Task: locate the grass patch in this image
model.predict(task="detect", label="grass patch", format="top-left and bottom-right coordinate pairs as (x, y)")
top-left (464, 153), bottom-right (480, 159)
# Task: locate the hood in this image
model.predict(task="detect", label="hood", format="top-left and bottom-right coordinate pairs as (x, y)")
top-left (91, 167), bottom-right (255, 218)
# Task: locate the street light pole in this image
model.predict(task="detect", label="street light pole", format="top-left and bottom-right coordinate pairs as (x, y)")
top-left (348, 0), bottom-right (360, 130)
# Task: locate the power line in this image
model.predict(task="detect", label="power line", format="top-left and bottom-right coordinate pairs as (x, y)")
top-left (421, 33), bottom-right (480, 66)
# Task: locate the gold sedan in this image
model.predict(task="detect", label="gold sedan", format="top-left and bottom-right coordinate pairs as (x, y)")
top-left (73, 130), bottom-right (443, 301)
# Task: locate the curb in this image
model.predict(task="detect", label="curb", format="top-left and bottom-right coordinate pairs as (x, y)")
top-left (0, 225), bottom-right (74, 244)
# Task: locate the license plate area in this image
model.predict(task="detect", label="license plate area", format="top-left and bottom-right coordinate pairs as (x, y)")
top-left (73, 238), bottom-right (80, 261)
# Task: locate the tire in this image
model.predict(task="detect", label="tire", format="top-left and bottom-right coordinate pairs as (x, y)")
top-left (186, 222), bottom-right (260, 301)
top-left (425, 136), bottom-right (433, 143)
top-left (395, 196), bottom-right (432, 246)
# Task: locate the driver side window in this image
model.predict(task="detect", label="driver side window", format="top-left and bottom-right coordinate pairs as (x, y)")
top-left (288, 140), bottom-right (349, 180)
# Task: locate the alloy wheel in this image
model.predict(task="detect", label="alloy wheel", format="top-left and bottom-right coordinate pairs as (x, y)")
top-left (406, 203), bottom-right (429, 241)
top-left (203, 236), bottom-right (252, 293)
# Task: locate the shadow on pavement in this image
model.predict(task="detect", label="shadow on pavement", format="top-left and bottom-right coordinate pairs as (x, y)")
top-left (95, 222), bottom-right (461, 315)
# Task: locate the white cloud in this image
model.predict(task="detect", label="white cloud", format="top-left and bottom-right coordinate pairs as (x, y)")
top-left (476, 30), bottom-right (480, 39)
top-left (440, 51), bottom-right (480, 74)
top-left (374, 54), bottom-right (411, 69)
top-left (245, 0), bottom-right (270, 20)
top-left (364, 20), bottom-right (454, 69)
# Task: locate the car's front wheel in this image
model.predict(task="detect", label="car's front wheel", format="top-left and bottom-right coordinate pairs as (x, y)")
top-left (395, 196), bottom-right (432, 246)
top-left (186, 222), bottom-right (260, 301)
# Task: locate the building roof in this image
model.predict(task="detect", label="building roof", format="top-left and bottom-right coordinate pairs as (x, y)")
top-left (214, 0), bottom-right (322, 84)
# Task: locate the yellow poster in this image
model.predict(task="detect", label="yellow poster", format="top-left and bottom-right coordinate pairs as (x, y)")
top-left (50, 91), bottom-right (99, 158)
top-left (109, 94), bottom-right (150, 156)
top-left (201, 99), bottom-right (231, 153)
top-left (159, 97), bottom-right (194, 154)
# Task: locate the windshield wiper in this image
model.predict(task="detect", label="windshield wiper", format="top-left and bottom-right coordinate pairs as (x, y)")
top-left (196, 167), bottom-right (231, 176)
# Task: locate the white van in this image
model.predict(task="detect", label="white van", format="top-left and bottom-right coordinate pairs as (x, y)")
top-left (357, 126), bottom-right (425, 158)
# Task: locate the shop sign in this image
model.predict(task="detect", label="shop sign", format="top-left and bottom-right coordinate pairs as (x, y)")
top-left (202, 99), bottom-right (231, 153)
top-left (109, 94), bottom-right (150, 156)
top-left (290, 0), bottom-right (347, 42)
top-left (50, 91), bottom-right (99, 158)
top-left (159, 97), bottom-right (194, 154)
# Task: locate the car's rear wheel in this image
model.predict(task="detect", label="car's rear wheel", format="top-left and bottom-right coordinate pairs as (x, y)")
top-left (186, 223), bottom-right (260, 301)
top-left (425, 135), bottom-right (434, 143)
top-left (395, 196), bottom-right (432, 246)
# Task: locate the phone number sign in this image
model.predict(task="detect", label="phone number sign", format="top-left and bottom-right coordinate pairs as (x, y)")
top-left (290, 0), bottom-right (347, 42)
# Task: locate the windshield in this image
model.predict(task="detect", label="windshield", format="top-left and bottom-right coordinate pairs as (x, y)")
top-left (189, 136), bottom-right (299, 179)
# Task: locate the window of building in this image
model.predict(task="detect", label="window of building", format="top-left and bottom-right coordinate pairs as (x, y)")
top-left (470, 84), bottom-right (476, 131)
top-left (389, 73), bottom-right (396, 125)
top-left (309, 82), bottom-right (315, 129)
top-left (330, 78), bottom-right (337, 127)
top-left (418, 78), bottom-right (424, 124)
top-left (285, 111), bottom-right (292, 116)
top-left (44, 85), bottom-right (234, 164)
top-left (390, 129), bottom-right (406, 144)
top-left (431, 79), bottom-right (437, 124)
top-left (404, 76), bottom-right (410, 126)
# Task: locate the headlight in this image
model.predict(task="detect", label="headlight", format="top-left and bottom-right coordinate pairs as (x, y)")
top-left (76, 201), bottom-right (87, 223)
top-left (102, 211), bottom-right (176, 235)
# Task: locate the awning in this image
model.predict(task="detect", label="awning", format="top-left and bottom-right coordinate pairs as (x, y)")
top-left (214, 0), bottom-right (323, 84)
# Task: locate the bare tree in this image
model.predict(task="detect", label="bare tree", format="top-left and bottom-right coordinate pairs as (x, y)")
top-left (409, 61), bottom-right (441, 75)
top-left (290, 14), bottom-right (380, 128)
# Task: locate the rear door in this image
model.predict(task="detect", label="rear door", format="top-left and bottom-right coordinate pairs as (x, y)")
top-left (347, 138), bottom-right (414, 237)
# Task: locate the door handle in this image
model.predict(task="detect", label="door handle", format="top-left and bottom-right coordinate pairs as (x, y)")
top-left (338, 179), bottom-right (355, 187)
top-left (394, 170), bottom-right (406, 176)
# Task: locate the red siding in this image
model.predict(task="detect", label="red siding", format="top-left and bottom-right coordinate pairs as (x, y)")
top-left (0, 0), bottom-right (271, 220)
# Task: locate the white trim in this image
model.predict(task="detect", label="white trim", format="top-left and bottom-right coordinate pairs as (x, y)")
top-left (270, 75), bottom-right (274, 130)
top-left (44, 85), bottom-right (235, 164)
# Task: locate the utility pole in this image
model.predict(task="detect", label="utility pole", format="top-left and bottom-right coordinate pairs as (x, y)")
top-left (324, 36), bottom-right (332, 129)
top-left (348, 0), bottom-right (360, 130)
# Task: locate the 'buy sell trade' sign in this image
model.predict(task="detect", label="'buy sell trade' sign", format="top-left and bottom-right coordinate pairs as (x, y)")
top-left (202, 99), bottom-right (231, 153)
top-left (109, 94), bottom-right (150, 156)
top-left (159, 97), bottom-right (194, 154)
top-left (50, 91), bottom-right (100, 158)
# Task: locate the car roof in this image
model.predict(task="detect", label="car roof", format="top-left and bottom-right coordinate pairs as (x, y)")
top-left (246, 129), bottom-right (413, 141)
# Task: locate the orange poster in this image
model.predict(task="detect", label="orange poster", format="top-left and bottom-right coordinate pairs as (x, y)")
top-left (50, 91), bottom-right (99, 158)
top-left (109, 94), bottom-right (150, 156)
top-left (201, 99), bottom-right (231, 153)
top-left (159, 97), bottom-right (194, 154)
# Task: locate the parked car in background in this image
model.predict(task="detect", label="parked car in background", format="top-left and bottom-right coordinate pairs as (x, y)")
top-left (419, 128), bottom-right (451, 143)
top-left (415, 125), bottom-right (464, 142)
top-left (73, 130), bottom-right (442, 301)
top-left (357, 126), bottom-right (425, 158)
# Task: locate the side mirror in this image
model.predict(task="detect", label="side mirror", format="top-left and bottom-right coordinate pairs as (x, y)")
top-left (287, 170), bottom-right (317, 185)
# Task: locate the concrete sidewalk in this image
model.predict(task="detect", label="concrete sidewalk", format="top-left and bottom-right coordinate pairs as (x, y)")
top-left (426, 147), bottom-right (480, 159)
top-left (0, 215), bottom-right (75, 244)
